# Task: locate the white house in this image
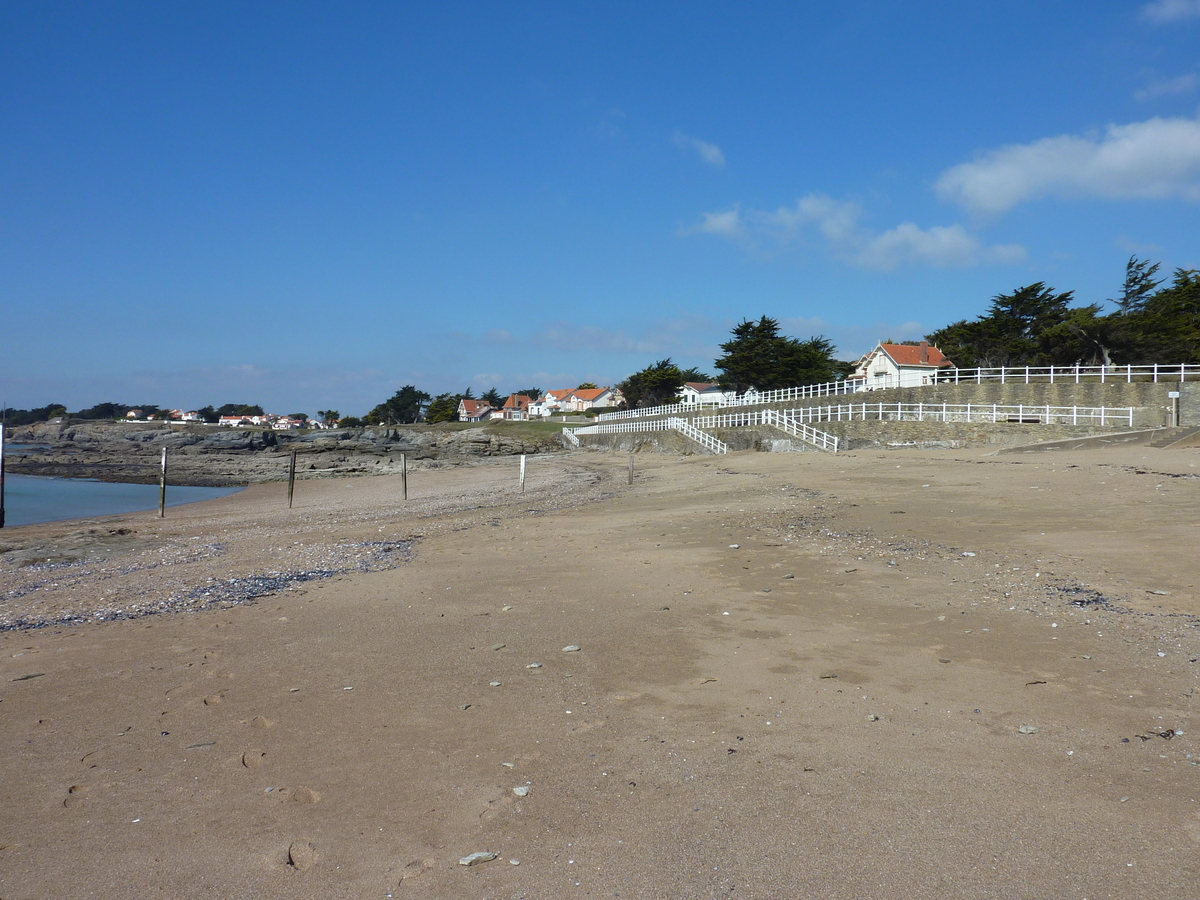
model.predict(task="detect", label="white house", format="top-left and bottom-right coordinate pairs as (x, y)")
top-left (458, 399), bottom-right (492, 422)
top-left (678, 382), bottom-right (735, 406)
top-left (851, 341), bottom-right (954, 389)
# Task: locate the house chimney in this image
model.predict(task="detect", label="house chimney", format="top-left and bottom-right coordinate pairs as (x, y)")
top-left (919, 340), bottom-right (929, 363)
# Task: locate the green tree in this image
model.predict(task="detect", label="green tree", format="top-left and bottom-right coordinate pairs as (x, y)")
top-left (928, 283), bottom-right (1074, 367)
top-left (617, 359), bottom-right (687, 408)
top-left (74, 401), bottom-right (131, 420)
top-left (365, 385), bottom-right (431, 425)
top-left (196, 405), bottom-right (219, 423)
top-left (316, 409), bottom-right (340, 426)
top-left (481, 387), bottom-right (503, 406)
top-left (425, 393), bottom-right (459, 424)
top-left (513, 387), bottom-right (542, 402)
top-left (714, 317), bottom-right (844, 392)
top-left (287, 412), bottom-right (309, 421)
top-left (1110, 256), bottom-right (1164, 317)
top-left (576, 382), bottom-right (598, 390)
top-left (1128, 268), bottom-right (1200, 362)
top-left (338, 416), bottom-right (364, 427)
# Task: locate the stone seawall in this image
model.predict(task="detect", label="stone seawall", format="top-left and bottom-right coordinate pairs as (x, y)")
top-left (772, 380), bottom-right (1181, 425)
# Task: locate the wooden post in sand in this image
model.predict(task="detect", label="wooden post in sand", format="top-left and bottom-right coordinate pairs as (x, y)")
top-left (628, 454), bottom-right (634, 485)
top-left (520, 453), bottom-right (526, 493)
top-left (402, 453), bottom-right (408, 500)
top-left (287, 449), bottom-right (297, 508)
top-left (158, 447), bottom-right (168, 517)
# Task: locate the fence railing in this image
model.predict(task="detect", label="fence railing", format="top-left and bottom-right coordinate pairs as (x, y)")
top-left (932, 363), bottom-right (1200, 386)
top-left (561, 428), bottom-right (580, 448)
top-left (762, 409), bottom-right (840, 452)
top-left (563, 417), bottom-right (728, 454)
top-left (786, 402), bottom-right (1135, 427)
top-left (668, 418), bottom-right (728, 454)
top-left (598, 362), bottom-right (1200, 422)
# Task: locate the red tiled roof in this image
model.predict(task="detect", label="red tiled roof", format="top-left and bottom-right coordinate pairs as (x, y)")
top-left (879, 343), bottom-right (953, 368)
top-left (570, 387), bottom-right (610, 401)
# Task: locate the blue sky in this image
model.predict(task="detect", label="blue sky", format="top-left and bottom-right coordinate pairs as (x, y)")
top-left (3, 1), bottom-right (1200, 415)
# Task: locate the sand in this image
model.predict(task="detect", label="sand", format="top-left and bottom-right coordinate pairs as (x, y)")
top-left (1, 446), bottom-right (1199, 899)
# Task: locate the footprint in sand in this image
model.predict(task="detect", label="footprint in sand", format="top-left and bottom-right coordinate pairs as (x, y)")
top-left (62, 784), bottom-right (90, 808)
top-left (241, 749), bottom-right (267, 769)
top-left (203, 694), bottom-right (223, 706)
top-left (290, 787), bottom-right (321, 804)
top-left (398, 859), bottom-right (434, 883)
top-left (250, 715), bottom-right (275, 729)
top-left (287, 840), bottom-right (316, 871)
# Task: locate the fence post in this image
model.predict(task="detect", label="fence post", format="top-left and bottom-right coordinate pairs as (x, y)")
top-left (158, 447), bottom-right (167, 517)
top-left (288, 449), bottom-right (297, 508)
top-left (520, 453), bottom-right (526, 493)
top-left (402, 453), bottom-right (408, 500)
top-left (628, 455), bottom-right (634, 485)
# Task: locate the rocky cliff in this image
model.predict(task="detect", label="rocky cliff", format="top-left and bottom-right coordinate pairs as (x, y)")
top-left (5, 421), bottom-right (566, 486)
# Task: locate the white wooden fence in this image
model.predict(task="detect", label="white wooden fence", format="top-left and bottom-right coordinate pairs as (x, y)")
top-left (598, 362), bottom-right (1199, 422)
top-left (788, 402), bottom-right (1135, 427)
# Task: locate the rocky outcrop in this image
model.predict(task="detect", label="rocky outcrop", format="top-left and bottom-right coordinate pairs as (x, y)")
top-left (5, 421), bottom-right (563, 486)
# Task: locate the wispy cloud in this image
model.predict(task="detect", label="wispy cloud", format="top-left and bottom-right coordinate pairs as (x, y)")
top-left (687, 193), bottom-right (1024, 270)
top-left (1141, 0), bottom-right (1200, 23)
top-left (935, 115), bottom-right (1200, 214)
top-left (1135, 72), bottom-right (1199, 100)
top-left (673, 131), bottom-right (726, 166)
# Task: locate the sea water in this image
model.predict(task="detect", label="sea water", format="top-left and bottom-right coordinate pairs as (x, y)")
top-left (1, 473), bottom-right (241, 527)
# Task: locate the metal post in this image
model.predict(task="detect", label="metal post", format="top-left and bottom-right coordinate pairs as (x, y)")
top-left (628, 454), bottom-right (634, 485)
top-left (402, 453), bottom-right (408, 500)
top-left (158, 447), bottom-right (168, 517)
top-left (287, 449), bottom-right (297, 508)
top-left (519, 454), bottom-right (526, 493)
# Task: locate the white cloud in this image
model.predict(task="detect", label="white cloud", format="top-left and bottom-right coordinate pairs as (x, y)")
top-left (1141, 0), bottom-right (1200, 23)
top-left (688, 193), bottom-right (1025, 270)
top-left (855, 223), bottom-right (1026, 269)
top-left (936, 115), bottom-right (1200, 214)
top-left (688, 206), bottom-right (747, 239)
top-left (673, 131), bottom-right (726, 166)
top-left (1135, 73), bottom-right (1199, 100)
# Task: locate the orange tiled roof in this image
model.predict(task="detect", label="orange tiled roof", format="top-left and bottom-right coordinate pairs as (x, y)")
top-left (879, 343), bottom-right (952, 368)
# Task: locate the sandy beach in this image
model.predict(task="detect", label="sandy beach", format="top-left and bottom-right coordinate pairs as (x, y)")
top-left (2, 446), bottom-right (1199, 899)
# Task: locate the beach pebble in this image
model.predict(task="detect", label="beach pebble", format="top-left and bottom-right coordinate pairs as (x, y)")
top-left (562, 645), bottom-right (581, 652)
top-left (512, 785), bottom-right (530, 797)
top-left (509, 858), bottom-right (521, 866)
top-left (502, 605), bottom-right (514, 611)
top-left (491, 643), bottom-right (506, 651)
top-left (782, 574), bottom-right (794, 579)
top-left (459, 851), bottom-right (498, 866)
top-left (288, 840), bottom-right (316, 871)
top-left (962, 552), bottom-right (976, 557)
top-left (867, 714), bottom-right (880, 722)
top-left (489, 681), bottom-right (502, 687)
top-left (1018, 725), bottom-right (1039, 735)
top-left (729, 544), bottom-right (740, 549)
top-left (525, 662), bottom-right (542, 668)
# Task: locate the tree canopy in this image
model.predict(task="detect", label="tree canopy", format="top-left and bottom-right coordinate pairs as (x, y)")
top-left (616, 359), bottom-right (689, 408)
top-left (927, 262), bottom-right (1200, 367)
top-left (714, 317), bottom-right (845, 392)
top-left (365, 385), bottom-right (431, 425)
